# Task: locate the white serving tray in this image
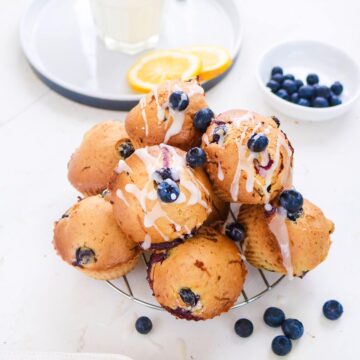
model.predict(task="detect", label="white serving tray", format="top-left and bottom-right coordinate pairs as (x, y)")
top-left (20, 0), bottom-right (243, 110)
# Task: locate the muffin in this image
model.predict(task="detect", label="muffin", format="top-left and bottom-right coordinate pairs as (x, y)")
top-left (54, 195), bottom-right (140, 280)
top-left (109, 144), bottom-right (214, 248)
top-left (68, 121), bottom-right (134, 196)
top-left (125, 79), bottom-right (209, 151)
top-left (202, 110), bottom-right (294, 204)
top-left (148, 227), bottom-right (247, 320)
top-left (237, 198), bottom-right (334, 277)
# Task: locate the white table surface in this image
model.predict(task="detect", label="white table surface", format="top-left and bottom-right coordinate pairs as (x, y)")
top-left (1, 0), bottom-right (360, 359)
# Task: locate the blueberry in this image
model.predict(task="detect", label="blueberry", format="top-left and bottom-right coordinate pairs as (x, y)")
top-left (272, 74), bottom-right (284, 84)
top-left (225, 222), bottom-right (245, 242)
top-left (212, 125), bottom-right (227, 144)
top-left (179, 288), bottom-right (199, 307)
top-left (264, 307), bottom-right (286, 327)
top-left (135, 316), bottom-right (152, 334)
top-left (74, 247), bottom-right (96, 267)
top-left (323, 300), bottom-right (343, 320)
top-left (298, 85), bottom-right (315, 99)
top-left (290, 92), bottom-right (299, 103)
top-left (186, 147), bottom-right (206, 168)
top-left (267, 80), bottom-right (280, 93)
top-left (283, 74), bottom-right (295, 81)
top-left (169, 91), bottom-right (189, 111)
top-left (279, 190), bottom-right (303, 214)
top-left (157, 179), bottom-right (180, 203)
top-left (297, 98), bottom-right (310, 107)
top-left (271, 66), bottom-right (283, 76)
top-left (153, 167), bottom-right (179, 184)
top-left (295, 79), bottom-right (304, 89)
top-left (329, 94), bottom-right (342, 106)
top-left (234, 318), bottom-right (254, 338)
top-left (276, 89), bottom-right (289, 100)
top-left (306, 73), bottom-right (319, 85)
top-left (314, 85), bottom-right (330, 98)
top-left (193, 108), bottom-right (214, 132)
top-left (281, 319), bottom-right (304, 340)
top-left (272, 335), bottom-right (292, 356)
top-left (330, 81), bottom-right (343, 95)
top-left (312, 96), bottom-right (329, 108)
top-left (281, 79), bottom-right (297, 95)
top-left (118, 140), bottom-right (134, 159)
top-left (247, 133), bottom-right (269, 152)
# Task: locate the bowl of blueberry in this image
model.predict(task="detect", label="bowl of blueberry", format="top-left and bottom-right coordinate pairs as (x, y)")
top-left (256, 40), bottom-right (360, 121)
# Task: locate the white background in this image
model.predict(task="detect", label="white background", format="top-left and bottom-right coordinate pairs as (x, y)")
top-left (1, 0), bottom-right (360, 359)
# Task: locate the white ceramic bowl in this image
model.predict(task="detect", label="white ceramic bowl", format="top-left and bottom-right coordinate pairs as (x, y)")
top-left (256, 40), bottom-right (360, 121)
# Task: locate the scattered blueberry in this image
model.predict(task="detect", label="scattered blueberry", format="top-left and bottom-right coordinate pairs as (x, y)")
top-left (323, 300), bottom-right (343, 320)
top-left (279, 189), bottom-right (303, 214)
top-left (212, 125), bottom-right (227, 144)
top-left (272, 335), bottom-right (292, 356)
top-left (297, 98), bottom-right (310, 107)
top-left (225, 222), bottom-right (245, 242)
top-left (276, 89), bottom-right (289, 100)
top-left (290, 92), bottom-right (299, 103)
top-left (74, 247), bottom-right (96, 267)
top-left (247, 133), bottom-right (269, 152)
top-left (329, 94), bottom-right (342, 106)
top-left (283, 74), bottom-right (295, 81)
top-left (186, 147), bottom-right (206, 168)
top-left (193, 108), bottom-right (214, 132)
top-left (282, 79), bottom-right (297, 94)
top-left (135, 316), bottom-right (153, 334)
top-left (330, 81), bottom-right (343, 95)
top-left (118, 140), bottom-right (134, 159)
top-left (179, 288), bottom-right (199, 307)
top-left (306, 73), bottom-right (319, 85)
top-left (157, 179), bottom-right (180, 203)
top-left (312, 96), bottom-right (329, 108)
top-left (264, 307), bottom-right (286, 327)
top-left (314, 85), bottom-right (330, 98)
top-left (271, 66), bottom-right (283, 76)
top-left (295, 79), bottom-right (304, 89)
top-left (298, 85), bottom-right (315, 99)
top-left (153, 167), bottom-right (179, 184)
top-left (234, 318), bottom-right (254, 338)
top-left (272, 74), bottom-right (285, 84)
top-left (267, 80), bottom-right (281, 93)
top-left (281, 319), bottom-right (304, 340)
top-left (169, 91), bottom-right (189, 111)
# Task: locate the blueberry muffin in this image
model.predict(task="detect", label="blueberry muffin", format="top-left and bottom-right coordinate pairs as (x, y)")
top-left (237, 193), bottom-right (334, 277)
top-left (68, 121), bottom-right (134, 196)
top-left (148, 227), bottom-right (247, 320)
top-left (54, 195), bottom-right (140, 280)
top-left (125, 79), bottom-right (210, 151)
top-left (109, 145), bottom-right (213, 248)
top-left (202, 110), bottom-right (294, 204)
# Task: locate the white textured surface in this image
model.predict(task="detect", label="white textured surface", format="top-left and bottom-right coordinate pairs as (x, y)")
top-left (0, 0), bottom-right (360, 359)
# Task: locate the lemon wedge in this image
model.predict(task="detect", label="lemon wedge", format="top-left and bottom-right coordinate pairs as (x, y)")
top-left (127, 50), bottom-right (202, 93)
top-left (181, 45), bottom-right (232, 81)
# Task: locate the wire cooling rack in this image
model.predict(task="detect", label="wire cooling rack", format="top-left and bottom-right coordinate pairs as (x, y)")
top-left (106, 209), bottom-right (285, 311)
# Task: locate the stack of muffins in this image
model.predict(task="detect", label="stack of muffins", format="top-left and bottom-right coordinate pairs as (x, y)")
top-left (54, 79), bottom-right (334, 320)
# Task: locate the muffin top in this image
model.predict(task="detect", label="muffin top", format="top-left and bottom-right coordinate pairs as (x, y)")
top-left (68, 121), bottom-right (134, 195)
top-left (54, 195), bottom-right (139, 271)
top-left (202, 110), bottom-right (294, 204)
top-left (125, 79), bottom-right (208, 151)
top-left (148, 227), bottom-right (247, 320)
top-left (110, 144), bottom-right (213, 247)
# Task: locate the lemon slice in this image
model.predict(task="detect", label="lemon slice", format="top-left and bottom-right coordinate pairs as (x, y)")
top-left (181, 45), bottom-right (232, 81)
top-left (127, 50), bottom-right (202, 93)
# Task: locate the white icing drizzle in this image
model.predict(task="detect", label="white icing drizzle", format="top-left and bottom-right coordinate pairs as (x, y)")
top-left (268, 207), bottom-right (294, 279)
top-left (142, 234), bottom-right (152, 250)
top-left (139, 97), bottom-right (149, 136)
top-left (232, 111), bottom-right (254, 128)
top-left (116, 189), bottom-right (129, 206)
top-left (115, 160), bottom-right (132, 174)
top-left (153, 85), bottom-right (165, 123)
top-left (202, 133), bottom-right (210, 146)
top-left (217, 161), bottom-right (224, 181)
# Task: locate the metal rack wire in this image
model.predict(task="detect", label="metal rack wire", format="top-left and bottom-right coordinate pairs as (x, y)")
top-left (106, 208), bottom-right (285, 310)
